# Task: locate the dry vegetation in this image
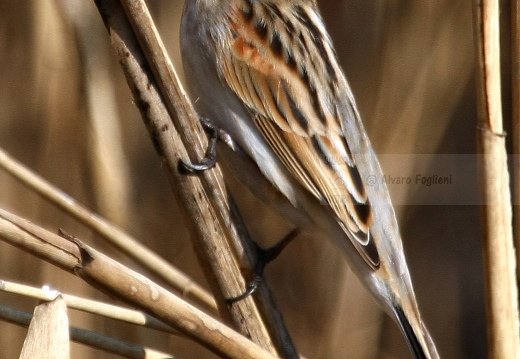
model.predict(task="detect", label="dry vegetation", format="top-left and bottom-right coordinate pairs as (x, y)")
top-left (0, 0), bottom-right (508, 358)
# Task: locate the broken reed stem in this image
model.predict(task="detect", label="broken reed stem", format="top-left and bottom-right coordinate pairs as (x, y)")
top-left (19, 297), bottom-right (70, 359)
top-left (0, 147), bottom-right (216, 313)
top-left (0, 208), bottom-right (277, 359)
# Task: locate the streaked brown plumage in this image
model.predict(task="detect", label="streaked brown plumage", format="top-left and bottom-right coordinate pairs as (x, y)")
top-left (181, 1), bottom-right (439, 357)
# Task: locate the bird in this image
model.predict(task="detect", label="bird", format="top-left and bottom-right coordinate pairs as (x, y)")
top-left (180, 0), bottom-right (439, 358)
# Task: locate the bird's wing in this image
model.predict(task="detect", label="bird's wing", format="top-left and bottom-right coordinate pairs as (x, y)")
top-left (216, 2), bottom-right (379, 269)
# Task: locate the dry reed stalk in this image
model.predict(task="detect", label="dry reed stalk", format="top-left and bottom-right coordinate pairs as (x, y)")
top-left (474, 1), bottom-right (520, 358)
top-left (0, 208), bottom-right (278, 359)
top-left (91, 0), bottom-right (298, 356)
top-left (19, 297), bottom-right (70, 359)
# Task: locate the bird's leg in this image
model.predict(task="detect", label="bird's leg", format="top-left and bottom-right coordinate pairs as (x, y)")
top-left (180, 116), bottom-right (232, 172)
top-left (227, 228), bottom-right (301, 303)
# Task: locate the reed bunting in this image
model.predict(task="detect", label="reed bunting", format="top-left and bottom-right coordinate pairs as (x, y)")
top-left (180, 0), bottom-right (439, 358)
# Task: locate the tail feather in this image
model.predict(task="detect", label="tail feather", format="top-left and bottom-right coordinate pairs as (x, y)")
top-left (394, 305), bottom-right (437, 359)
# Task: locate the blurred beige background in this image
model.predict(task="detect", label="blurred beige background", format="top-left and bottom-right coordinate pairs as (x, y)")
top-left (0, 0), bottom-right (487, 358)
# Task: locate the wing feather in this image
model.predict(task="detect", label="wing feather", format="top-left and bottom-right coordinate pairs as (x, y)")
top-left (218, 2), bottom-right (380, 269)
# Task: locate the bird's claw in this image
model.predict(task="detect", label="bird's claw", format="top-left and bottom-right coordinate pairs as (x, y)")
top-left (226, 229), bottom-right (300, 303)
top-left (180, 116), bottom-right (230, 173)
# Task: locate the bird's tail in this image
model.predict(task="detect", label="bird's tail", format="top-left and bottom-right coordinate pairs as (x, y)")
top-left (393, 304), bottom-right (439, 359)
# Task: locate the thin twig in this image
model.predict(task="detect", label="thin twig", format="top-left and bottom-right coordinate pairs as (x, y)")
top-left (0, 280), bottom-right (176, 334)
top-left (0, 207), bottom-right (277, 359)
top-left (0, 304), bottom-right (177, 358)
top-left (62, 0), bottom-right (134, 228)
top-left (0, 147), bottom-right (217, 313)
top-left (473, 1), bottom-right (520, 358)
